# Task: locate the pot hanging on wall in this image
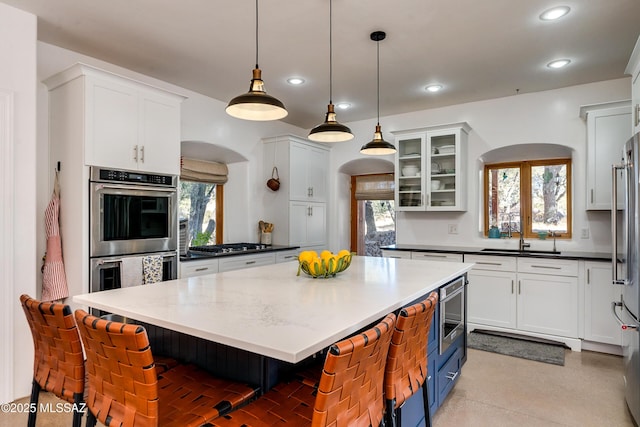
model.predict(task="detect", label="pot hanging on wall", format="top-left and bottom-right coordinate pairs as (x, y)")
top-left (267, 167), bottom-right (280, 191)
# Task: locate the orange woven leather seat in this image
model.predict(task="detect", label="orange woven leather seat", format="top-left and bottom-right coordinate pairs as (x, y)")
top-left (20, 294), bottom-right (85, 427)
top-left (208, 313), bottom-right (397, 427)
top-left (74, 309), bottom-right (257, 427)
top-left (384, 291), bottom-right (439, 427)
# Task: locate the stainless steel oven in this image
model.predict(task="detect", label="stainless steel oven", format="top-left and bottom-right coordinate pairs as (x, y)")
top-left (440, 277), bottom-right (465, 354)
top-left (90, 251), bottom-right (177, 293)
top-left (90, 167), bottom-right (177, 257)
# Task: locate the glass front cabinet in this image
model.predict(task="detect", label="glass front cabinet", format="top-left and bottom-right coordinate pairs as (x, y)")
top-left (393, 122), bottom-right (470, 211)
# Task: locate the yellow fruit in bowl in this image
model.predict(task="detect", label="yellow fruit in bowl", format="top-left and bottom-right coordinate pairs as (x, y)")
top-left (298, 251), bottom-right (315, 265)
top-left (337, 249), bottom-right (351, 259)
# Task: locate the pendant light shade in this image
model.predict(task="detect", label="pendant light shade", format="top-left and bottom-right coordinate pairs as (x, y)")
top-left (308, 0), bottom-right (353, 143)
top-left (361, 30), bottom-right (396, 155)
top-left (226, 0), bottom-right (287, 121)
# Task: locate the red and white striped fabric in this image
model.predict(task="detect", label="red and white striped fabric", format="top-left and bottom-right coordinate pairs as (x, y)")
top-left (41, 175), bottom-right (69, 302)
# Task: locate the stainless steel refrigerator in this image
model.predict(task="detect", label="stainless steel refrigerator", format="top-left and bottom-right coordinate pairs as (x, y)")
top-left (612, 131), bottom-right (640, 424)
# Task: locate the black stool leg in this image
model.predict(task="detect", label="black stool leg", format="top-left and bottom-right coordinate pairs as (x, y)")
top-left (27, 380), bottom-right (41, 427)
top-left (422, 381), bottom-right (433, 427)
top-left (72, 392), bottom-right (84, 427)
top-left (385, 399), bottom-right (397, 427)
top-left (86, 409), bottom-right (97, 427)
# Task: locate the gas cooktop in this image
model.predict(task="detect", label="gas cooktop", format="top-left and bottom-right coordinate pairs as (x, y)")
top-left (188, 243), bottom-right (269, 257)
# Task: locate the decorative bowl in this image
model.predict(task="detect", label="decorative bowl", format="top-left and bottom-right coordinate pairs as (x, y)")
top-left (402, 165), bottom-right (419, 176)
top-left (439, 145), bottom-right (455, 155)
top-left (297, 250), bottom-right (353, 279)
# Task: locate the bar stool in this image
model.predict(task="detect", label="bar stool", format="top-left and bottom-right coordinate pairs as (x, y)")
top-left (384, 291), bottom-right (439, 427)
top-left (20, 294), bottom-right (85, 427)
top-left (208, 313), bottom-right (397, 427)
top-left (74, 309), bottom-right (257, 427)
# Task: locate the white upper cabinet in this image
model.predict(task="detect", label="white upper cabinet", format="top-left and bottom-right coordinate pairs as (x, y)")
top-left (262, 135), bottom-right (330, 250)
top-left (581, 101), bottom-right (632, 210)
top-left (44, 63), bottom-right (185, 175)
top-left (626, 35), bottom-right (640, 134)
top-left (393, 122), bottom-right (470, 212)
top-left (289, 141), bottom-right (329, 202)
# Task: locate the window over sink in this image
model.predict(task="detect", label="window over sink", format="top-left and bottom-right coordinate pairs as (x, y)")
top-left (484, 158), bottom-right (572, 239)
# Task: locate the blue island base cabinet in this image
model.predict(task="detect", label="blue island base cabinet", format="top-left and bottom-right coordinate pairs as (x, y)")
top-left (397, 276), bottom-right (467, 426)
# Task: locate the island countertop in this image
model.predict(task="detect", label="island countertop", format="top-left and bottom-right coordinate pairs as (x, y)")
top-left (73, 256), bottom-right (473, 364)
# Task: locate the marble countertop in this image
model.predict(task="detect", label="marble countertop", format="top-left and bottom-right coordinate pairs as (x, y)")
top-left (381, 244), bottom-right (612, 262)
top-left (73, 256), bottom-right (473, 363)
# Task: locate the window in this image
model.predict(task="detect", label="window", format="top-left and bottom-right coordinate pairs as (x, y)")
top-left (350, 174), bottom-right (396, 256)
top-left (484, 159), bottom-right (571, 238)
top-left (179, 157), bottom-right (228, 247)
top-left (179, 182), bottom-right (223, 246)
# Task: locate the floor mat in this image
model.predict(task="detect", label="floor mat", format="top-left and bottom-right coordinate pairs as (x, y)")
top-left (467, 331), bottom-right (565, 366)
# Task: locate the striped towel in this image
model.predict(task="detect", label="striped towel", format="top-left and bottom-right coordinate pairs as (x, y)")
top-left (41, 185), bottom-right (69, 302)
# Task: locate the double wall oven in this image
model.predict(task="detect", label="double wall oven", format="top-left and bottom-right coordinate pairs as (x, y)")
top-left (89, 167), bottom-right (178, 293)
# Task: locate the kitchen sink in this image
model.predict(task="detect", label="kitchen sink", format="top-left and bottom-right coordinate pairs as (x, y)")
top-left (480, 248), bottom-right (561, 255)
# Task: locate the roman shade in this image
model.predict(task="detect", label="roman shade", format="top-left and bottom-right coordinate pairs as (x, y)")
top-left (354, 174), bottom-right (394, 200)
top-left (180, 157), bottom-right (228, 184)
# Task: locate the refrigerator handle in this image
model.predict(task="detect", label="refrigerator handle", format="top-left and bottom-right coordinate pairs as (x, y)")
top-left (611, 164), bottom-right (627, 285)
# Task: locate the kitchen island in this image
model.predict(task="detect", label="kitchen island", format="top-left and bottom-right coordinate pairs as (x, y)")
top-left (73, 256), bottom-right (473, 421)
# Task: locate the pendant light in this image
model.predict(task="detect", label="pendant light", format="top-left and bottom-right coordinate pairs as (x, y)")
top-left (308, 0), bottom-right (354, 143)
top-left (226, 0), bottom-right (287, 121)
top-left (360, 31), bottom-right (396, 155)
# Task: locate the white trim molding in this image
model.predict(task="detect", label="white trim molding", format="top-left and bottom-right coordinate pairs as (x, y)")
top-left (0, 89), bottom-right (15, 404)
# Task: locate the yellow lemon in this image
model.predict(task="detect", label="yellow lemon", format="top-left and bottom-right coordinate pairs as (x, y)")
top-left (298, 251), bottom-right (315, 265)
top-left (311, 258), bottom-right (324, 276)
top-left (337, 249), bottom-right (351, 259)
top-left (320, 250), bottom-right (333, 259)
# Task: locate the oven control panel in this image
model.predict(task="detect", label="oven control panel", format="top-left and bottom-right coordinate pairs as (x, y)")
top-left (91, 167), bottom-right (176, 187)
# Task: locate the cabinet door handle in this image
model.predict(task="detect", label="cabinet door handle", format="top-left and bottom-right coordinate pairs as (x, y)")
top-left (511, 280), bottom-right (514, 294)
top-left (518, 280), bottom-right (521, 294)
top-left (308, 187), bottom-right (312, 197)
top-left (590, 189), bottom-right (594, 204)
top-left (445, 370), bottom-right (459, 381)
top-left (587, 268), bottom-right (590, 284)
top-left (140, 145), bottom-right (145, 163)
top-left (195, 267), bottom-right (209, 272)
top-left (282, 255), bottom-right (296, 260)
top-left (133, 145), bottom-right (138, 162)
top-left (635, 104), bottom-right (640, 127)
top-left (476, 261), bottom-right (503, 266)
top-left (420, 254), bottom-right (447, 258)
top-left (245, 261), bottom-right (256, 265)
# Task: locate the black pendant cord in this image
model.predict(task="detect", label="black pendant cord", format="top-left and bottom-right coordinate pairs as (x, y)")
top-left (376, 38), bottom-right (380, 126)
top-left (329, 0), bottom-right (333, 104)
top-left (255, 0), bottom-right (259, 69)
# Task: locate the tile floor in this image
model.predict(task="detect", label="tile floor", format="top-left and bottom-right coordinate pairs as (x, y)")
top-left (1, 348), bottom-right (635, 427)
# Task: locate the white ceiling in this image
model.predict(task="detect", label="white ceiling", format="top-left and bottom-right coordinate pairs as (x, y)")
top-left (4, 0), bottom-right (640, 129)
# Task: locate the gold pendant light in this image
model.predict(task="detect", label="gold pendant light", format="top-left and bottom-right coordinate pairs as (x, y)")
top-left (308, 0), bottom-right (353, 143)
top-left (360, 31), bottom-right (396, 155)
top-left (226, 0), bottom-right (287, 121)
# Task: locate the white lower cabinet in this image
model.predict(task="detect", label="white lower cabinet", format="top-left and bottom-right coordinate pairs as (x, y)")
top-left (468, 269), bottom-right (517, 329)
top-left (218, 253), bottom-right (276, 273)
top-left (275, 249), bottom-right (299, 263)
top-left (411, 252), bottom-right (463, 262)
top-left (517, 272), bottom-right (578, 338)
top-left (584, 261), bottom-right (622, 346)
top-left (380, 250), bottom-right (412, 259)
top-left (180, 258), bottom-right (219, 278)
top-left (466, 255), bottom-right (579, 341)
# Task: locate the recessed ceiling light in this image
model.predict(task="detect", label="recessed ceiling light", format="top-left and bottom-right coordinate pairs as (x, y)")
top-left (336, 102), bottom-right (351, 110)
top-left (425, 84), bottom-right (443, 93)
top-left (287, 77), bottom-right (305, 85)
top-left (539, 6), bottom-right (570, 21)
top-left (547, 59), bottom-right (571, 69)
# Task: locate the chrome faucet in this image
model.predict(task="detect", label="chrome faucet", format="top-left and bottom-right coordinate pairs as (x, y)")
top-left (519, 215), bottom-right (530, 251)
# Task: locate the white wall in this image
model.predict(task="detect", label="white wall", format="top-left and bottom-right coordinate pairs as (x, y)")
top-left (0, 3), bottom-right (37, 404)
top-left (329, 78), bottom-right (631, 254)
